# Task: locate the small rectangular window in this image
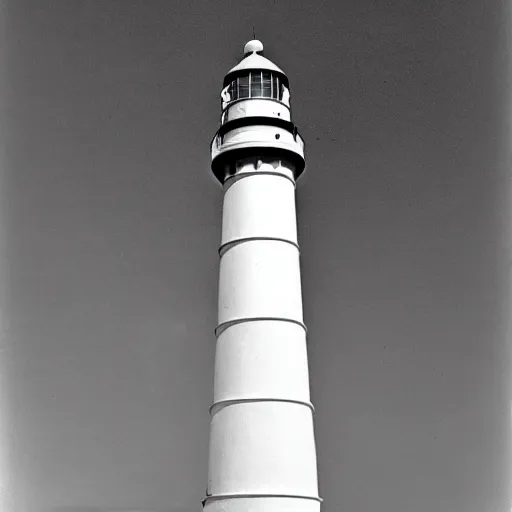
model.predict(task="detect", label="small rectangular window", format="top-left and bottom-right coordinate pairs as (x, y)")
top-left (272, 76), bottom-right (280, 99)
top-left (238, 75), bottom-right (249, 98)
top-left (251, 71), bottom-right (263, 97)
top-left (262, 72), bottom-right (271, 97)
top-left (229, 80), bottom-right (238, 101)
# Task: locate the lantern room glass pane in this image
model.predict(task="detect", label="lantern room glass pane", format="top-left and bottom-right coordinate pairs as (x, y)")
top-left (272, 76), bottom-right (280, 99)
top-left (250, 71), bottom-right (263, 97)
top-left (238, 75), bottom-right (249, 98)
top-left (228, 80), bottom-right (238, 101)
top-left (262, 72), bottom-right (272, 97)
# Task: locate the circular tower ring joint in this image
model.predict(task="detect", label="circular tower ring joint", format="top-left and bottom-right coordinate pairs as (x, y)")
top-left (209, 397), bottom-right (315, 416)
top-left (202, 492), bottom-right (323, 506)
top-left (215, 317), bottom-right (307, 337)
top-left (219, 237), bottom-right (300, 257)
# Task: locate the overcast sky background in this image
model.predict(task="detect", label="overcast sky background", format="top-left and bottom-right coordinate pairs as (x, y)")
top-left (0, 1), bottom-right (510, 511)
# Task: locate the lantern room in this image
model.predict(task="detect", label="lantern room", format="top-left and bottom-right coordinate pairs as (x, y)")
top-left (223, 70), bottom-right (287, 104)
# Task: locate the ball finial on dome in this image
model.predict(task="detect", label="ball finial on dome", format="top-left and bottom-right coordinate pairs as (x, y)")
top-left (244, 40), bottom-right (264, 55)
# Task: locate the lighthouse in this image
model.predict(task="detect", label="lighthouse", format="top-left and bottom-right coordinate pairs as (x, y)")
top-left (204, 40), bottom-right (321, 512)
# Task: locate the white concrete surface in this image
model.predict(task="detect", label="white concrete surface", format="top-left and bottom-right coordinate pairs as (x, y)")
top-left (213, 320), bottom-right (311, 405)
top-left (221, 172), bottom-right (297, 248)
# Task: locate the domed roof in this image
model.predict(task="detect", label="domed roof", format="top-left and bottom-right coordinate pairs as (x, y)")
top-left (223, 40), bottom-right (287, 85)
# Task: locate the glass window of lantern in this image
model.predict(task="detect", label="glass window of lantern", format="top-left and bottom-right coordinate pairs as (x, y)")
top-left (238, 75), bottom-right (249, 98)
top-left (262, 72), bottom-right (272, 97)
top-left (228, 80), bottom-right (238, 101)
top-left (222, 73), bottom-right (288, 105)
top-left (272, 75), bottom-right (280, 99)
top-left (250, 71), bottom-right (263, 97)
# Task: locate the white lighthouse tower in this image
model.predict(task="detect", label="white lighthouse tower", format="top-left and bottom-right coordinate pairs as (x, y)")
top-left (204, 40), bottom-right (321, 512)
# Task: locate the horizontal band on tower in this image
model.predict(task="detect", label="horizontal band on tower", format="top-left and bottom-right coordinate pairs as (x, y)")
top-left (215, 317), bottom-right (307, 337)
top-left (217, 116), bottom-right (297, 139)
top-left (219, 236), bottom-right (300, 257)
top-left (224, 170), bottom-right (296, 188)
top-left (209, 397), bottom-right (315, 416)
top-left (202, 492), bottom-right (323, 507)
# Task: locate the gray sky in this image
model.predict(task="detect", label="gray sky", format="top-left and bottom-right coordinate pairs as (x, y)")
top-left (0, 1), bottom-right (510, 511)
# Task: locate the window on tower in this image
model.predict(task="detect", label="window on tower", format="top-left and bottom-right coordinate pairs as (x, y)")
top-left (250, 71), bottom-right (263, 97)
top-left (272, 75), bottom-right (280, 100)
top-left (228, 80), bottom-right (238, 101)
top-left (238, 75), bottom-right (249, 98)
top-left (262, 72), bottom-right (272, 96)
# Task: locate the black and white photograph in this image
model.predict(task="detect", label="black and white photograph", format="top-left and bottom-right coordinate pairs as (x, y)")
top-left (0, 1), bottom-right (510, 511)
